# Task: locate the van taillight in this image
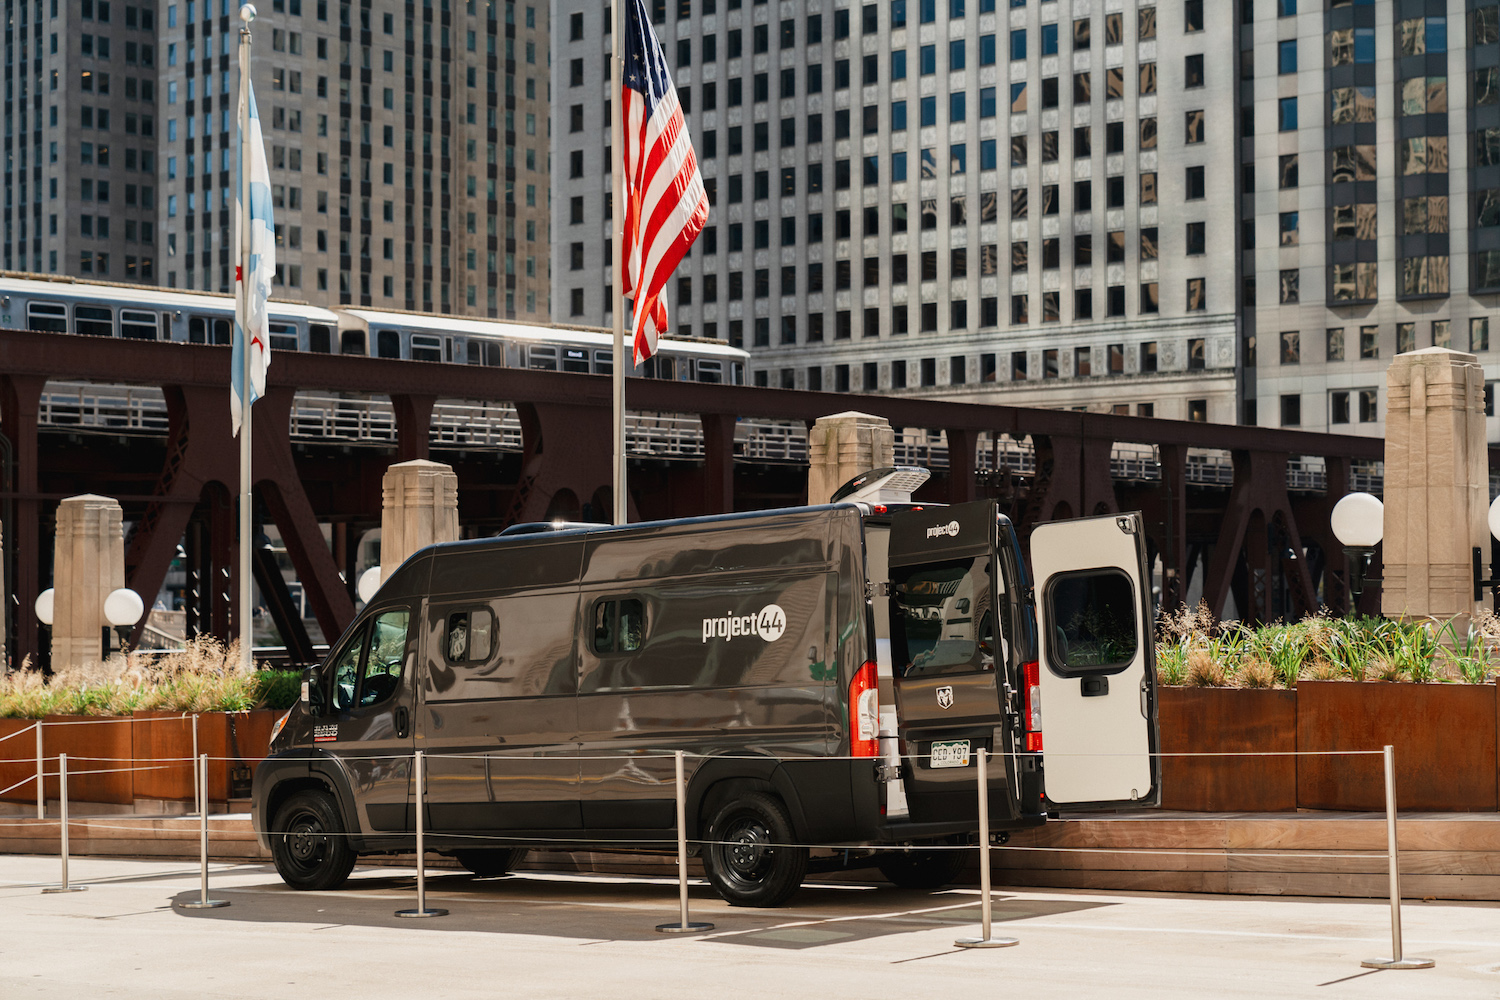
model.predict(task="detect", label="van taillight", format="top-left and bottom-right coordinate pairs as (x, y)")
top-left (849, 660), bottom-right (879, 758)
top-left (1021, 660), bottom-right (1043, 753)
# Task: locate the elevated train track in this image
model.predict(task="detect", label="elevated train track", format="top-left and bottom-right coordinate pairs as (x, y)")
top-left (0, 326), bottom-right (1467, 669)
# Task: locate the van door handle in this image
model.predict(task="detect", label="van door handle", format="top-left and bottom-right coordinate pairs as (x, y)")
top-left (395, 706), bottom-right (410, 739)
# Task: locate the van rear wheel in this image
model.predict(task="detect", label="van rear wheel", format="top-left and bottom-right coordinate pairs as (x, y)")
top-left (453, 848), bottom-right (526, 878)
top-left (877, 846), bottom-right (967, 890)
top-left (702, 791), bottom-right (807, 907)
top-left (270, 790), bottom-right (357, 891)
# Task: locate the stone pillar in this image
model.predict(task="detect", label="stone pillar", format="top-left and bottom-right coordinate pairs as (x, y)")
top-left (51, 495), bottom-right (125, 670)
top-left (806, 411), bottom-right (896, 505)
top-left (380, 460), bottom-right (459, 582)
top-left (1382, 348), bottom-right (1489, 623)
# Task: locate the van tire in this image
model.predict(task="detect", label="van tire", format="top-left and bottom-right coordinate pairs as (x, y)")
top-left (453, 848), bottom-right (526, 877)
top-left (270, 790), bottom-right (357, 891)
top-left (877, 847), bottom-right (967, 890)
top-left (702, 791), bottom-right (808, 907)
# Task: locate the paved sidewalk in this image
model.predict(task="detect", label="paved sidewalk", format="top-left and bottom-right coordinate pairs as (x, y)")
top-left (0, 856), bottom-right (1496, 1000)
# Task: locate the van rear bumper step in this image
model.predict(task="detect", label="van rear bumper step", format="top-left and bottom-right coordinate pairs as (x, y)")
top-left (873, 813), bottom-right (1045, 843)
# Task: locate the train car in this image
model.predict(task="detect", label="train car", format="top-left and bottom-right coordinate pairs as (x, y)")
top-left (336, 308), bottom-right (748, 385)
top-left (0, 272), bottom-right (339, 351)
top-left (0, 274), bottom-right (749, 386)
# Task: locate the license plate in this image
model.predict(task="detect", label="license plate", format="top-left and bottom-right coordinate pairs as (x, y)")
top-left (930, 740), bottom-right (971, 769)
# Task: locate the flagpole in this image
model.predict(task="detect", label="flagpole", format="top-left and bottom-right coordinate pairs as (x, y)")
top-left (610, 0), bottom-right (627, 526)
top-left (236, 7), bottom-right (255, 674)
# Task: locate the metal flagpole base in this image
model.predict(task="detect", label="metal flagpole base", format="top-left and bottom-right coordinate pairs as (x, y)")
top-left (655, 921), bottom-right (714, 934)
top-left (955, 936), bottom-right (1019, 949)
top-left (41, 885), bottom-right (87, 894)
top-left (177, 899), bottom-right (230, 909)
top-left (395, 908), bottom-right (450, 918)
top-left (1361, 957), bottom-right (1434, 970)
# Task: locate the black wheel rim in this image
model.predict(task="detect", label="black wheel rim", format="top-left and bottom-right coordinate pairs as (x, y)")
top-left (280, 807), bottom-right (332, 879)
top-left (713, 813), bottom-right (777, 892)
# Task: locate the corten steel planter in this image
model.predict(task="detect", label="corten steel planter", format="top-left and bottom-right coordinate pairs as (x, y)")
top-left (0, 717), bottom-right (41, 804)
top-left (1297, 681), bottom-right (1499, 812)
top-left (40, 715), bottom-right (135, 805)
top-left (1158, 688), bottom-right (1297, 812)
top-left (131, 709), bottom-right (279, 803)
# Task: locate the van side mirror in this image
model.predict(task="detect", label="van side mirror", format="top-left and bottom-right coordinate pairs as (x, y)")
top-left (301, 666), bottom-right (326, 715)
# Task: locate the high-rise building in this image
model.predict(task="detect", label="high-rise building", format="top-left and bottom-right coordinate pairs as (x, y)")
top-left (551, 0), bottom-right (1240, 421)
top-left (7, 0), bottom-right (550, 321)
top-left (5, 0), bottom-right (162, 283)
top-left (1245, 0), bottom-right (1495, 441)
top-left (155, 0), bottom-right (551, 319)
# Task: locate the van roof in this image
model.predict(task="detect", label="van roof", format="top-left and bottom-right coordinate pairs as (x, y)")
top-left (433, 503), bottom-right (867, 555)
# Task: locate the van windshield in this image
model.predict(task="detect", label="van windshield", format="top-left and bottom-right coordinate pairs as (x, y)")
top-left (889, 557), bottom-right (999, 677)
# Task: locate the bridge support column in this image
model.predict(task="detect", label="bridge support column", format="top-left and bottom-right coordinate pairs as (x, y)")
top-left (807, 412), bottom-right (895, 505)
top-left (380, 460), bottom-right (459, 583)
top-left (50, 495), bottom-right (125, 671)
top-left (1, 375), bottom-right (44, 668)
top-left (1382, 348), bottom-right (1489, 624)
top-left (700, 414), bottom-right (737, 515)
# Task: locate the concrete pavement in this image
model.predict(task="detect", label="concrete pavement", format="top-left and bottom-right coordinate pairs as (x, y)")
top-left (0, 855), bottom-right (1496, 999)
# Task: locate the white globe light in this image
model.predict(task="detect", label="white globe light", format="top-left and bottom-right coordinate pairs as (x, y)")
top-left (103, 588), bottom-right (145, 628)
top-left (35, 588), bottom-right (54, 627)
top-left (356, 566), bottom-right (382, 603)
top-left (1488, 495), bottom-right (1500, 544)
top-left (1331, 492), bottom-right (1384, 548)
top-left (240, 3), bottom-right (257, 22)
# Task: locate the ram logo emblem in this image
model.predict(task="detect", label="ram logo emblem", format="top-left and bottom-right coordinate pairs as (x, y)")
top-left (936, 686), bottom-right (954, 710)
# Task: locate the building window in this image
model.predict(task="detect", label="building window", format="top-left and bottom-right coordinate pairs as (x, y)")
top-left (1331, 391), bottom-right (1350, 425)
top-left (1326, 328), bottom-right (1345, 361)
top-left (1278, 97), bottom-right (1297, 131)
top-left (1397, 322), bottom-right (1416, 354)
top-left (1279, 211), bottom-right (1299, 246)
top-left (1186, 278), bottom-right (1206, 311)
top-left (1278, 40), bottom-right (1296, 75)
top-left (1280, 331), bottom-right (1300, 365)
top-left (1185, 222), bottom-right (1205, 255)
top-left (1185, 109), bottom-right (1204, 143)
top-left (1472, 318), bottom-right (1490, 353)
top-left (1280, 394), bottom-right (1301, 427)
top-left (1359, 325), bottom-right (1380, 359)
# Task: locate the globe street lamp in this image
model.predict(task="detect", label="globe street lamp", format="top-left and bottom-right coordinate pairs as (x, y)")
top-left (1472, 496), bottom-right (1500, 606)
top-left (103, 588), bottom-right (145, 659)
top-left (1331, 492), bottom-right (1383, 612)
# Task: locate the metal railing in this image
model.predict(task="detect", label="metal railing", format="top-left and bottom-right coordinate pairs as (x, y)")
top-left (36, 381), bottom-right (1401, 494)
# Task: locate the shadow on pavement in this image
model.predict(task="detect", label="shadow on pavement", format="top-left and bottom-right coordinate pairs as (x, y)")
top-left (168, 867), bottom-right (1115, 949)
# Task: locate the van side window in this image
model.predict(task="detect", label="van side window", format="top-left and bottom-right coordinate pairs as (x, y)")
top-left (1045, 571), bottom-right (1138, 673)
top-left (360, 610), bottom-right (410, 705)
top-left (328, 609), bottom-right (410, 711)
top-left (446, 609), bottom-right (495, 663)
top-left (593, 599), bottom-right (644, 653)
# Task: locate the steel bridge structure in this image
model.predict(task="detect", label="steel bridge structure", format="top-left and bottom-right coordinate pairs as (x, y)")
top-left (0, 327), bottom-right (1451, 667)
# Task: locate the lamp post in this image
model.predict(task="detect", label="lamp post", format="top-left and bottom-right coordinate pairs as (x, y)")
top-left (103, 588), bottom-right (145, 659)
top-left (1470, 496), bottom-right (1500, 607)
top-left (1331, 492), bottom-right (1383, 616)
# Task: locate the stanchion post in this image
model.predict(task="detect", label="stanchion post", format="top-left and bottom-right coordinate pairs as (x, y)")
top-left (35, 721), bottom-right (44, 819)
top-left (956, 748), bottom-right (1016, 949)
top-left (1361, 745), bottom-right (1433, 970)
top-left (41, 753), bottom-right (85, 894)
top-left (191, 713), bottom-right (200, 817)
top-left (177, 754), bottom-right (229, 909)
top-left (396, 749), bottom-right (447, 918)
top-left (656, 750), bottom-right (712, 933)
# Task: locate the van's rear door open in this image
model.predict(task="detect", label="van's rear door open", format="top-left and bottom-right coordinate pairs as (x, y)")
top-left (1030, 512), bottom-right (1159, 810)
top-left (887, 500), bottom-right (1018, 825)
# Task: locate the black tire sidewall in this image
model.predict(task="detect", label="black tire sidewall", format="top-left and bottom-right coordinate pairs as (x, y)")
top-left (271, 790), bottom-right (357, 891)
top-left (703, 791), bottom-right (807, 907)
top-left (453, 848), bottom-right (526, 877)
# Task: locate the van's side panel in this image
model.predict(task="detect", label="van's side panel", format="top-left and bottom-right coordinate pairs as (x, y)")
top-left (418, 540), bottom-right (587, 834)
top-left (574, 512), bottom-right (848, 834)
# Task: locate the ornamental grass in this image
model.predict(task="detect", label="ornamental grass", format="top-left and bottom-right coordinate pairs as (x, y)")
top-left (0, 636), bottom-right (300, 718)
top-left (1154, 603), bottom-right (1500, 687)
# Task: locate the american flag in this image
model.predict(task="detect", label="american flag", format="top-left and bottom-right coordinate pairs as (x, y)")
top-left (621, 0), bottom-right (709, 366)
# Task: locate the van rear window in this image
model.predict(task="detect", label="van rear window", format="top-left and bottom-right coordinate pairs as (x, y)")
top-left (890, 557), bottom-right (998, 677)
top-left (1045, 570), bottom-right (1138, 673)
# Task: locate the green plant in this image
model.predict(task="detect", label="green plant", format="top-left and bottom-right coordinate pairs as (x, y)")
top-left (1436, 619), bottom-right (1495, 685)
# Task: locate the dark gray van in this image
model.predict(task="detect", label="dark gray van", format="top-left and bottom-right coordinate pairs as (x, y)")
top-left (253, 489), bottom-right (1160, 906)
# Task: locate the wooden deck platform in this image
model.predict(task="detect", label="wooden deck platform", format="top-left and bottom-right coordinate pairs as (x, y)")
top-left (2, 808), bottom-right (1497, 901)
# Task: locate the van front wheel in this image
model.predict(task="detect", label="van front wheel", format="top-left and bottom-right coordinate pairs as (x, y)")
top-left (270, 790), bottom-right (357, 891)
top-left (702, 792), bottom-right (807, 907)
